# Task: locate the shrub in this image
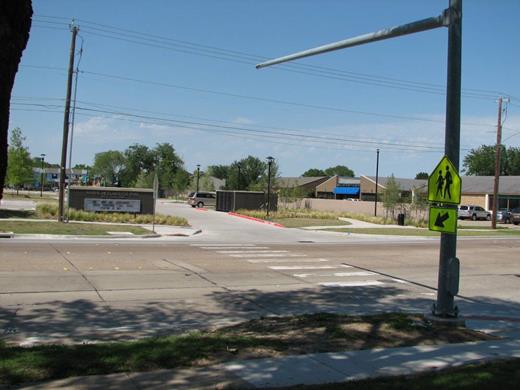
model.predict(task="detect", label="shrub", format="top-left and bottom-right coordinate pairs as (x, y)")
top-left (35, 204), bottom-right (188, 226)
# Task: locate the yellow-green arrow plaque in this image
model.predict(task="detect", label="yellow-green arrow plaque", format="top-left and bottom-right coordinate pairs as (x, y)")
top-left (428, 156), bottom-right (461, 204)
top-left (429, 206), bottom-right (458, 234)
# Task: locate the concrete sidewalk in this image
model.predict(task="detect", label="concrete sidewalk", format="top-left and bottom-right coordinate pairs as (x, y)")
top-left (15, 337), bottom-right (520, 389)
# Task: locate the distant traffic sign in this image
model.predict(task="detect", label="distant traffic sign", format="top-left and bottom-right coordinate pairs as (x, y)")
top-left (428, 156), bottom-right (461, 205)
top-left (429, 206), bottom-right (457, 234)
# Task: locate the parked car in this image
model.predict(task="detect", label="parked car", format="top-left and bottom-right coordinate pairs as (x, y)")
top-left (458, 205), bottom-right (491, 221)
top-left (187, 191), bottom-right (216, 208)
top-left (511, 207), bottom-right (520, 225)
top-left (495, 208), bottom-right (512, 224)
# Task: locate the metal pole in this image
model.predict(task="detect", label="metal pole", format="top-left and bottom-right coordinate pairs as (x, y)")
top-left (435, 0), bottom-right (462, 318)
top-left (237, 164), bottom-right (242, 190)
top-left (196, 164), bottom-right (200, 192)
top-left (40, 154), bottom-right (45, 197)
top-left (374, 149), bottom-right (380, 216)
top-left (491, 97), bottom-right (503, 230)
top-left (267, 158), bottom-right (273, 218)
top-left (256, 14), bottom-right (447, 69)
top-left (58, 23), bottom-right (78, 222)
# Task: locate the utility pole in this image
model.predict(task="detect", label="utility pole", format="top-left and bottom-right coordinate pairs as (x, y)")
top-left (491, 97), bottom-right (503, 229)
top-left (374, 148), bottom-right (380, 216)
top-left (58, 22), bottom-right (78, 222)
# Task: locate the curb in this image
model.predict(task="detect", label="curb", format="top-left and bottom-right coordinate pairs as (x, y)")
top-left (227, 212), bottom-right (284, 228)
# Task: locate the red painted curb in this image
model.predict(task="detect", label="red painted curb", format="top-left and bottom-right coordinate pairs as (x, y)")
top-left (228, 212), bottom-right (284, 228)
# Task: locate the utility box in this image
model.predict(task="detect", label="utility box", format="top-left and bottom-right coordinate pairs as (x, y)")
top-left (216, 190), bottom-right (277, 212)
top-left (69, 186), bottom-right (154, 214)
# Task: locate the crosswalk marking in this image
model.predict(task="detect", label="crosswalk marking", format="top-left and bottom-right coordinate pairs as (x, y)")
top-left (319, 281), bottom-right (385, 287)
top-left (269, 265), bottom-right (348, 270)
top-left (247, 258), bottom-right (329, 264)
top-left (230, 253), bottom-right (306, 258)
top-left (190, 243), bottom-right (257, 247)
top-left (217, 250), bottom-right (289, 254)
top-left (200, 247), bottom-right (270, 250)
top-left (293, 271), bottom-right (373, 278)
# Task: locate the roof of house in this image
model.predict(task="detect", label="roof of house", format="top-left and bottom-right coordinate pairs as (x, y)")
top-left (461, 176), bottom-right (520, 195)
top-left (277, 176), bottom-right (328, 188)
top-left (363, 176), bottom-right (427, 191)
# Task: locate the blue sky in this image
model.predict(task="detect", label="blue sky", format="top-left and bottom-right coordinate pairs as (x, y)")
top-left (10, 0), bottom-right (520, 178)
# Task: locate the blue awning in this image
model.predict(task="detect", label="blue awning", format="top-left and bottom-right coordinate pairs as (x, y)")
top-left (334, 186), bottom-right (360, 195)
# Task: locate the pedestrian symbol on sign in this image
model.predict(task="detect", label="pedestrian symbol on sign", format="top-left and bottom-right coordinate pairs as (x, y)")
top-left (428, 156), bottom-right (461, 205)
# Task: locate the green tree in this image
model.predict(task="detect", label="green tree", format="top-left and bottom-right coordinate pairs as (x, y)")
top-left (462, 144), bottom-right (508, 176)
top-left (153, 143), bottom-right (184, 193)
top-left (0, 0), bottom-right (32, 200)
top-left (324, 165), bottom-right (354, 177)
top-left (507, 147), bottom-right (520, 175)
top-left (91, 150), bottom-right (126, 186)
top-left (120, 144), bottom-right (154, 187)
top-left (207, 165), bottom-right (230, 180)
top-left (172, 169), bottom-right (190, 194)
top-left (302, 168), bottom-right (326, 177)
top-left (6, 127), bottom-right (33, 193)
top-left (383, 174), bottom-right (401, 219)
top-left (415, 172), bottom-right (429, 180)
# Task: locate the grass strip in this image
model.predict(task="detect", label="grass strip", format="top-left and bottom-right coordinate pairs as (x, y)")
top-left (280, 358), bottom-right (520, 390)
top-left (0, 220), bottom-right (151, 235)
top-left (272, 217), bottom-right (351, 228)
top-left (332, 228), bottom-right (520, 236)
top-left (0, 313), bottom-right (492, 386)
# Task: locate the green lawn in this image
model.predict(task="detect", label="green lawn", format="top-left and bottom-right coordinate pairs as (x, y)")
top-left (0, 220), bottom-right (151, 235)
top-left (0, 313), bottom-right (491, 386)
top-left (286, 358), bottom-right (520, 390)
top-left (273, 217), bottom-right (351, 228)
top-left (332, 227), bottom-right (520, 236)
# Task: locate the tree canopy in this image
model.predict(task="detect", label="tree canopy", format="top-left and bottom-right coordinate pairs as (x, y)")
top-left (7, 128), bottom-right (34, 191)
top-left (302, 165), bottom-right (354, 177)
top-left (462, 144), bottom-right (520, 176)
top-left (415, 172), bottom-right (429, 180)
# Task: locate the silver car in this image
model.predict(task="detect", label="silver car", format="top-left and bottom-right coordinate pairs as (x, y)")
top-left (187, 191), bottom-right (216, 208)
top-left (458, 205), bottom-right (491, 221)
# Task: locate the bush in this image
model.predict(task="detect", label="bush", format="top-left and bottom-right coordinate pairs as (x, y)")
top-left (35, 204), bottom-right (188, 226)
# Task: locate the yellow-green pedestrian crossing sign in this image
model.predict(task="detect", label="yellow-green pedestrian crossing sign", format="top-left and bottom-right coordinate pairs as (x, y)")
top-left (429, 206), bottom-right (457, 234)
top-left (428, 156), bottom-right (461, 205)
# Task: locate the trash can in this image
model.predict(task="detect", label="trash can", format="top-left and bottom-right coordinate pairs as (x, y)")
top-left (397, 213), bottom-right (405, 226)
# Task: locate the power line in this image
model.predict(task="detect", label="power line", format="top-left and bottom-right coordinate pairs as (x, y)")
top-left (33, 15), bottom-right (510, 101)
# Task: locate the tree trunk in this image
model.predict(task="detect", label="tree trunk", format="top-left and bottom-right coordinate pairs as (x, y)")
top-left (0, 0), bottom-right (33, 201)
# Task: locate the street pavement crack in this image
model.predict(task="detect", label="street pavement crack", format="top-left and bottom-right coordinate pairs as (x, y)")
top-left (50, 244), bottom-right (106, 303)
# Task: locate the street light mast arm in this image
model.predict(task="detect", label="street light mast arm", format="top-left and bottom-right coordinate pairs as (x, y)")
top-left (256, 12), bottom-right (448, 69)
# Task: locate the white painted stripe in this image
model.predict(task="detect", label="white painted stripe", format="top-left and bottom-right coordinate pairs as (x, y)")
top-left (391, 278), bottom-right (409, 284)
top-left (230, 253), bottom-right (306, 258)
top-left (319, 281), bottom-right (385, 287)
top-left (201, 247), bottom-right (270, 250)
top-left (190, 244), bottom-right (257, 247)
top-left (247, 258), bottom-right (329, 264)
top-left (217, 250), bottom-right (288, 254)
top-left (293, 271), bottom-right (373, 278)
top-left (269, 265), bottom-right (344, 270)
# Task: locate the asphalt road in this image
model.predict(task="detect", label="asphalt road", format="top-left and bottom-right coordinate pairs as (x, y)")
top-left (1, 237), bottom-right (519, 345)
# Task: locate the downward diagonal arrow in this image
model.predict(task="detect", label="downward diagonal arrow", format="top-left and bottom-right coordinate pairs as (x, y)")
top-left (435, 212), bottom-right (450, 228)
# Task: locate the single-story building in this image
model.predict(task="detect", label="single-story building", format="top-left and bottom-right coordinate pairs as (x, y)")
top-left (314, 176), bottom-right (360, 199)
top-left (359, 176), bottom-right (427, 202)
top-left (276, 176), bottom-right (329, 197)
top-left (459, 176), bottom-right (520, 210)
